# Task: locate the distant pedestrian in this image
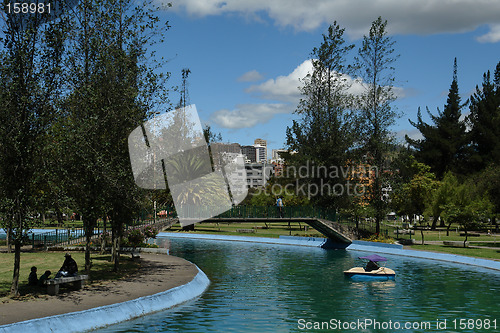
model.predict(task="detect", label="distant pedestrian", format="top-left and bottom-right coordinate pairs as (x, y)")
top-left (276, 196), bottom-right (284, 218)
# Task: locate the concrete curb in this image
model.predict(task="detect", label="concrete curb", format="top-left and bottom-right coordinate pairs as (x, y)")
top-left (158, 232), bottom-right (330, 247)
top-left (0, 265), bottom-right (210, 333)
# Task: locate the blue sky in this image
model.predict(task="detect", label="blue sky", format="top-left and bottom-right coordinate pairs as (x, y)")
top-left (154, 0), bottom-right (500, 155)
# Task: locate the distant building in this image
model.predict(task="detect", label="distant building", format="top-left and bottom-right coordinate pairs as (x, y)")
top-left (271, 149), bottom-right (287, 162)
top-left (254, 145), bottom-right (266, 163)
top-left (210, 142), bottom-right (242, 168)
top-left (241, 145), bottom-right (257, 163)
top-left (254, 138), bottom-right (267, 147)
top-left (245, 162), bottom-right (273, 188)
top-left (254, 138), bottom-right (267, 162)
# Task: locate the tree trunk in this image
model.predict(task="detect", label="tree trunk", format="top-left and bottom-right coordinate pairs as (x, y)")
top-left (83, 216), bottom-right (96, 275)
top-left (421, 228), bottom-right (424, 245)
top-left (10, 241), bottom-right (21, 296)
top-left (111, 230), bottom-right (116, 263)
top-left (100, 215), bottom-right (107, 255)
top-left (55, 206), bottom-right (64, 227)
top-left (113, 235), bottom-right (120, 272)
top-left (431, 215), bottom-right (439, 230)
top-left (464, 229), bottom-right (468, 248)
top-left (6, 227), bottom-right (11, 253)
top-left (446, 219), bottom-right (452, 236)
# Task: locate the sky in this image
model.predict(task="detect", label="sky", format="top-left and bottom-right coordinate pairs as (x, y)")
top-left (153, 0), bottom-right (500, 156)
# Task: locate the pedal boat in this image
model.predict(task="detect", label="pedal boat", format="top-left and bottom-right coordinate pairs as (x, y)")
top-left (344, 254), bottom-right (395, 281)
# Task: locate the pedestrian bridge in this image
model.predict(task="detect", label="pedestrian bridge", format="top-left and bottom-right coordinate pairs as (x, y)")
top-left (157, 206), bottom-right (356, 248)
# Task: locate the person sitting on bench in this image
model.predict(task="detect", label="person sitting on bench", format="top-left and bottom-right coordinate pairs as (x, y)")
top-left (28, 266), bottom-right (38, 286)
top-left (55, 253), bottom-right (78, 278)
top-left (38, 270), bottom-right (51, 286)
top-left (365, 260), bottom-right (379, 272)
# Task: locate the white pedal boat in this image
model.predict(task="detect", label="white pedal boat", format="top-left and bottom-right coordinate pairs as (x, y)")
top-left (344, 254), bottom-right (396, 281)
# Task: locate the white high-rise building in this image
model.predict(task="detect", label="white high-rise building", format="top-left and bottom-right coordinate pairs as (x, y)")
top-left (254, 138), bottom-right (267, 163)
top-left (254, 145), bottom-right (266, 163)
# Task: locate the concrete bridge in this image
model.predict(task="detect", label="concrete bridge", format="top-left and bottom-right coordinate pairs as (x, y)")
top-left (175, 216), bottom-right (355, 249)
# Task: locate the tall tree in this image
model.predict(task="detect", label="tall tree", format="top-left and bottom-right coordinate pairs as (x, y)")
top-left (62, 0), bottom-right (168, 273)
top-left (354, 17), bottom-right (399, 234)
top-left (407, 58), bottom-right (469, 177)
top-left (285, 22), bottom-right (356, 209)
top-left (0, 9), bottom-right (67, 295)
top-left (468, 61), bottom-right (500, 170)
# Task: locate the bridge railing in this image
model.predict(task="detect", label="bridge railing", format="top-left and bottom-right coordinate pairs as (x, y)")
top-left (140, 205), bottom-right (336, 220)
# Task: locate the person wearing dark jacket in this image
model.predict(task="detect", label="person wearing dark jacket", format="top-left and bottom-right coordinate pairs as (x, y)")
top-left (55, 253), bottom-right (78, 278)
top-left (38, 270), bottom-right (51, 286)
top-left (28, 266), bottom-right (38, 286)
top-left (365, 260), bottom-right (379, 272)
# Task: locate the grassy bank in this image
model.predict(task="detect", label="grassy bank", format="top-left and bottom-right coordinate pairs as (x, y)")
top-left (407, 244), bottom-right (500, 260)
top-left (168, 221), bottom-right (325, 238)
top-left (167, 221), bottom-right (500, 261)
top-left (0, 252), bottom-right (140, 298)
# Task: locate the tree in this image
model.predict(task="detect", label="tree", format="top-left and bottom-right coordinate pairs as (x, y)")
top-left (285, 22), bottom-right (356, 210)
top-left (61, 0), bottom-right (168, 273)
top-left (468, 62), bottom-right (500, 170)
top-left (354, 17), bottom-right (399, 234)
top-left (407, 58), bottom-right (469, 177)
top-left (0, 8), bottom-right (68, 295)
top-left (391, 159), bottom-right (437, 244)
top-left (441, 179), bottom-right (493, 247)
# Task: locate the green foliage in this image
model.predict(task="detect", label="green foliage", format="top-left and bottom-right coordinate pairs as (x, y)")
top-left (354, 16), bottom-right (399, 231)
top-left (407, 59), bottom-right (469, 178)
top-left (143, 226), bottom-right (159, 239)
top-left (285, 21), bottom-right (357, 210)
top-left (392, 158), bottom-right (437, 220)
top-left (123, 229), bottom-right (144, 247)
top-left (440, 176), bottom-right (493, 245)
top-left (424, 172), bottom-right (458, 228)
top-left (468, 61), bottom-right (500, 170)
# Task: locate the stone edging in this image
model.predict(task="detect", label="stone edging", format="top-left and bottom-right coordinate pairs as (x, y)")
top-left (0, 265), bottom-right (210, 333)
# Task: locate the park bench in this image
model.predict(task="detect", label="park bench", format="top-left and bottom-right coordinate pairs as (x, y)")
top-left (459, 232), bottom-right (480, 237)
top-left (236, 229), bottom-right (256, 233)
top-left (46, 275), bottom-right (89, 295)
top-left (443, 241), bottom-right (469, 248)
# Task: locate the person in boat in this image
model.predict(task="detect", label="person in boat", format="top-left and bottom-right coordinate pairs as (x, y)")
top-left (365, 260), bottom-right (379, 272)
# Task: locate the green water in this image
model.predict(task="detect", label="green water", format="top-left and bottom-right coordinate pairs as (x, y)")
top-left (97, 237), bottom-right (500, 332)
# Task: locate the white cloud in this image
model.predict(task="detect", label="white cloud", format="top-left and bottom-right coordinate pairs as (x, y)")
top-left (168, 0), bottom-right (500, 39)
top-left (237, 70), bottom-right (265, 82)
top-left (246, 60), bottom-right (313, 102)
top-left (213, 59), bottom-right (408, 129)
top-left (395, 129), bottom-right (423, 142)
top-left (246, 59), bottom-right (406, 102)
top-left (210, 103), bottom-right (290, 129)
top-left (476, 24), bottom-right (500, 43)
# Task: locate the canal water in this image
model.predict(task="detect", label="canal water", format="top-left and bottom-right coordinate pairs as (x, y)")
top-left (97, 236), bottom-right (500, 332)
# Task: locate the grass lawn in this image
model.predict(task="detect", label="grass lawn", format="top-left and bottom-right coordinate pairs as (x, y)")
top-left (407, 244), bottom-right (500, 260)
top-left (0, 252), bottom-right (140, 298)
top-left (169, 221), bottom-right (500, 261)
top-left (168, 221), bottom-right (325, 238)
